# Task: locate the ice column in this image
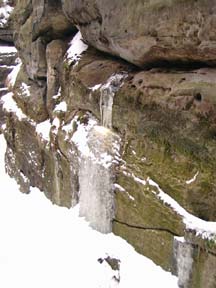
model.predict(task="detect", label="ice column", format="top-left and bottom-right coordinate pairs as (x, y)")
top-left (173, 237), bottom-right (194, 288)
top-left (100, 73), bottom-right (126, 129)
top-left (78, 124), bottom-right (120, 233)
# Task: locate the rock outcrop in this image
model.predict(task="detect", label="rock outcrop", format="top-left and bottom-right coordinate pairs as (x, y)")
top-left (62, 0), bottom-right (216, 68)
top-left (2, 1), bottom-right (216, 287)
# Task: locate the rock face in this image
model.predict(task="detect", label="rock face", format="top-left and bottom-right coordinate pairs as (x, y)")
top-left (2, 1), bottom-right (216, 287)
top-left (62, 0), bottom-right (216, 68)
top-left (13, 0), bottom-right (76, 80)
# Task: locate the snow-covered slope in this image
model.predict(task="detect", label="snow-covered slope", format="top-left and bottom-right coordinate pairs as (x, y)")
top-left (0, 135), bottom-right (178, 288)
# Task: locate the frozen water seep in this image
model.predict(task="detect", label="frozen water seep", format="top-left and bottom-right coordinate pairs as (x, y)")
top-left (100, 73), bottom-right (127, 129)
top-left (78, 125), bottom-right (120, 233)
top-left (53, 153), bottom-right (61, 206)
top-left (79, 154), bottom-right (115, 233)
top-left (70, 114), bottom-right (121, 233)
top-left (174, 237), bottom-right (193, 288)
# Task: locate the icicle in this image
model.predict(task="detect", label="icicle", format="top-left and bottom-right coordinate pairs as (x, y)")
top-left (100, 73), bottom-right (127, 129)
top-left (73, 116), bottom-right (120, 233)
top-left (53, 153), bottom-right (61, 205)
top-left (79, 155), bottom-right (114, 233)
top-left (173, 237), bottom-right (194, 288)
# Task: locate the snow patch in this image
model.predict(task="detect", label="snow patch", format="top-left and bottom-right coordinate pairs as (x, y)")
top-left (186, 171), bottom-right (199, 185)
top-left (52, 87), bottom-right (61, 100)
top-left (70, 116), bottom-right (97, 157)
top-left (114, 183), bottom-right (125, 192)
top-left (132, 173), bottom-right (147, 186)
top-left (2, 92), bottom-right (25, 120)
top-left (66, 31), bottom-right (88, 66)
top-left (89, 84), bottom-right (102, 91)
top-left (6, 59), bottom-right (21, 89)
top-left (36, 119), bottom-right (51, 142)
top-left (0, 134), bottom-right (178, 288)
top-left (71, 120), bottom-right (117, 168)
top-left (122, 168), bottom-right (216, 240)
top-left (52, 117), bottom-right (60, 135)
top-left (147, 178), bottom-right (216, 240)
top-left (54, 101), bottom-right (67, 112)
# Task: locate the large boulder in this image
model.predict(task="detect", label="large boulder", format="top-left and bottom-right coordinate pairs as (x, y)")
top-left (62, 0), bottom-right (216, 67)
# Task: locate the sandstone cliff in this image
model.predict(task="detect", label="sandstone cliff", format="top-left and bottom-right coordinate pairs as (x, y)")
top-left (1, 1), bottom-right (216, 287)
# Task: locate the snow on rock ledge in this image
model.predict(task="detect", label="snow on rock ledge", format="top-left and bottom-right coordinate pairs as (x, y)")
top-left (66, 31), bottom-right (88, 66)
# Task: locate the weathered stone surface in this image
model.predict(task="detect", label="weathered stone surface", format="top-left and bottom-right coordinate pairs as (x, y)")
top-left (13, 66), bottom-right (48, 123)
top-left (30, 37), bottom-right (47, 79)
top-left (3, 103), bottom-right (80, 206)
top-left (4, 114), bottom-right (44, 193)
top-left (13, 13), bottom-right (33, 76)
top-left (46, 39), bottom-right (67, 117)
top-left (60, 50), bottom-right (216, 271)
top-left (13, 0), bottom-right (76, 79)
top-left (0, 65), bottom-right (13, 87)
top-left (0, 50), bottom-right (17, 66)
top-left (62, 0), bottom-right (216, 67)
top-left (32, 0), bottom-right (76, 42)
top-left (0, 28), bottom-right (13, 42)
top-left (64, 52), bottom-right (216, 221)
